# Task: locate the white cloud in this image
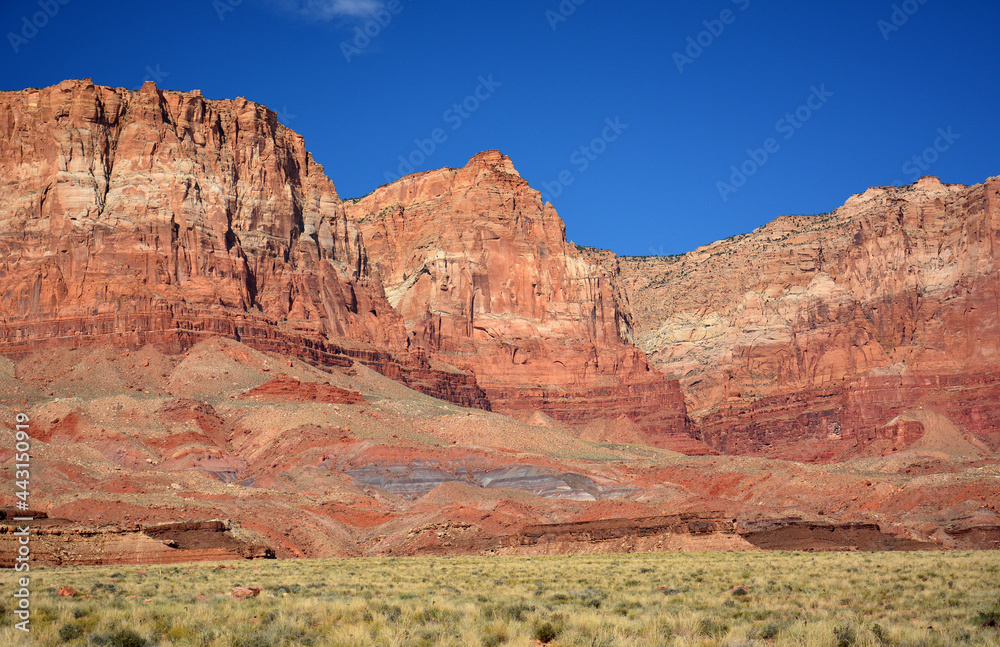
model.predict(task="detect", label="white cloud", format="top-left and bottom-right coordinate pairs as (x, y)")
top-left (274, 0), bottom-right (386, 21)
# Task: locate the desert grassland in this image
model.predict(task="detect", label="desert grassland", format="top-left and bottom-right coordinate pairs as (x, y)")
top-left (2, 551), bottom-right (999, 647)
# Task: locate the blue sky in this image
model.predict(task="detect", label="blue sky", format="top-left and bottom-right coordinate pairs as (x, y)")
top-left (3, 0), bottom-right (998, 256)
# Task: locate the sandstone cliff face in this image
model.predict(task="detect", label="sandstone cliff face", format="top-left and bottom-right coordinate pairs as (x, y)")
top-left (345, 151), bottom-right (692, 439)
top-left (622, 176), bottom-right (1000, 457)
top-left (0, 79), bottom-right (487, 407)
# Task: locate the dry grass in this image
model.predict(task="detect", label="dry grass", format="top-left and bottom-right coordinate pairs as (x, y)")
top-left (2, 551), bottom-right (999, 646)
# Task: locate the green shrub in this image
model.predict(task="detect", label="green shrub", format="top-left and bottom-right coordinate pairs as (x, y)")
top-left (698, 618), bottom-right (729, 636)
top-left (834, 624), bottom-right (857, 647)
top-left (58, 623), bottom-right (84, 642)
top-left (482, 626), bottom-right (509, 647)
top-left (754, 622), bottom-right (783, 639)
top-left (533, 621), bottom-right (559, 644)
top-left (231, 635), bottom-right (271, 647)
top-left (502, 602), bottom-right (534, 622)
top-left (90, 630), bottom-right (148, 647)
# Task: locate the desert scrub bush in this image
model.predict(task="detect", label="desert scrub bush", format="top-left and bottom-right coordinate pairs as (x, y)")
top-left (532, 620), bottom-right (560, 643)
top-left (833, 623), bottom-right (858, 647)
top-left (57, 622), bottom-right (84, 641)
top-left (480, 623), bottom-right (510, 647)
top-left (89, 629), bottom-right (149, 647)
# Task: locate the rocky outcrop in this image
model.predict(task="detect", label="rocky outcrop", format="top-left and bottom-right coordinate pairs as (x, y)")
top-left (491, 513), bottom-right (752, 555)
top-left (622, 176), bottom-right (1000, 459)
top-left (0, 79), bottom-right (488, 409)
top-left (346, 151), bottom-right (693, 441)
top-left (739, 519), bottom-right (938, 551)
top-left (514, 513), bottom-right (735, 544)
top-left (0, 516), bottom-right (273, 566)
top-left (239, 375), bottom-right (365, 404)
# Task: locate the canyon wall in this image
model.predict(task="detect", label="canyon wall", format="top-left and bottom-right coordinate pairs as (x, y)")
top-left (0, 79), bottom-right (488, 408)
top-left (622, 176), bottom-right (1000, 458)
top-left (3, 79), bottom-right (997, 460)
top-left (345, 151), bottom-right (693, 440)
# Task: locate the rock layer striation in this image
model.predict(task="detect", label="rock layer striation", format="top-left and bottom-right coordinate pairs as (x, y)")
top-left (345, 151), bottom-right (693, 440)
top-left (0, 79), bottom-right (487, 408)
top-left (622, 176), bottom-right (1000, 459)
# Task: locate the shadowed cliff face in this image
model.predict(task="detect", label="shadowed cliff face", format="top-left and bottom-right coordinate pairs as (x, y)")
top-left (345, 151), bottom-right (694, 441)
top-left (0, 79), bottom-right (488, 408)
top-left (622, 175), bottom-right (1000, 458)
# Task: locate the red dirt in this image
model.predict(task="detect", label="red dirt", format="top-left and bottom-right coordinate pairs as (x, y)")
top-left (239, 376), bottom-right (365, 404)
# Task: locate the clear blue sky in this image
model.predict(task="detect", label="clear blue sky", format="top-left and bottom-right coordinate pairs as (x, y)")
top-left (3, 0), bottom-right (998, 255)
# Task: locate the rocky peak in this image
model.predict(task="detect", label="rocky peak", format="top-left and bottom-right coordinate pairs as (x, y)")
top-left (346, 150), bottom-right (696, 443)
top-left (466, 149), bottom-right (521, 178)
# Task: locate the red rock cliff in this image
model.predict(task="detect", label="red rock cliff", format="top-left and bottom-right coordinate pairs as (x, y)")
top-left (0, 79), bottom-right (488, 408)
top-left (345, 151), bottom-right (693, 440)
top-left (622, 176), bottom-right (1000, 458)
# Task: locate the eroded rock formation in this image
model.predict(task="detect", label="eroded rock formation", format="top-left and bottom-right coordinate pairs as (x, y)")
top-left (622, 176), bottom-right (1000, 459)
top-left (0, 515), bottom-right (273, 566)
top-left (0, 79), bottom-right (488, 408)
top-left (346, 151), bottom-right (693, 440)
